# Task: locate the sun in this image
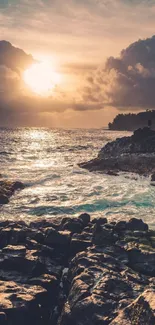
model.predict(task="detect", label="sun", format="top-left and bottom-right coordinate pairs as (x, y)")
top-left (23, 62), bottom-right (60, 96)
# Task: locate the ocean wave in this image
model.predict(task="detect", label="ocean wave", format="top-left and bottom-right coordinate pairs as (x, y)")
top-left (0, 128), bottom-right (154, 226)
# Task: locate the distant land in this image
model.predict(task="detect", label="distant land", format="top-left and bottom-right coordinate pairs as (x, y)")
top-left (109, 110), bottom-right (155, 131)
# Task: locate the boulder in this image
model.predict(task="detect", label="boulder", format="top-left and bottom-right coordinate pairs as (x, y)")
top-left (45, 227), bottom-right (71, 247)
top-left (128, 248), bottom-right (155, 276)
top-left (78, 213), bottom-right (90, 227)
top-left (92, 224), bottom-right (114, 246)
top-left (0, 194), bottom-right (9, 204)
top-left (126, 218), bottom-right (148, 231)
top-left (0, 180), bottom-right (24, 205)
top-left (60, 218), bottom-right (84, 234)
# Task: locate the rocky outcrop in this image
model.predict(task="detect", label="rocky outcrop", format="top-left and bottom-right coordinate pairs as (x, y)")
top-left (111, 289), bottom-right (155, 324)
top-left (80, 127), bottom-right (155, 176)
top-left (0, 180), bottom-right (24, 204)
top-left (0, 216), bottom-right (154, 324)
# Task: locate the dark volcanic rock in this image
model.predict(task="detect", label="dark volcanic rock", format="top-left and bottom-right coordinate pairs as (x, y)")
top-left (126, 218), bottom-right (148, 231)
top-left (0, 180), bottom-right (24, 205)
top-left (111, 289), bottom-right (155, 325)
top-left (0, 216), bottom-right (154, 324)
top-left (0, 280), bottom-right (47, 325)
top-left (78, 213), bottom-right (90, 227)
top-left (45, 227), bottom-right (71, 247)
top-left (79, 127), bottom-right (155, 176)
top-left (60, 218), bottom-right (84, 234)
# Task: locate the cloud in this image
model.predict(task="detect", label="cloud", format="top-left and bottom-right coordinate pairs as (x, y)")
top-left (2, 0), bottom-right (155, 66)
top-left (0, 40), bottom-right (34, 72)
top-left (0, 40), bottom-right (105, 126)
top-left (82, 35), bottom-right (155, 110)
top-left (2, 35), bottom-right (155, 127)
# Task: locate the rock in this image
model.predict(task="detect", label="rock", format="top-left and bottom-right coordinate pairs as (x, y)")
top-left (0, 280), bottom-right (47, 324)
top-left (60, 218), bottom-right (84, 234)
top-left (151, 173), bottom-right (155, 182)
top-left (0, 313), bottom-right (7, 324)
top-left (107, 170), bottom-right (119, 176)
top-left (0, 217), bottom-right (153, 325)
top-left (111, 289), bottom-right (155, 325)
top-left (78, 213), bottom-right (90, 227)
top-left (92, 224), bottom-right (114, 246)
top-left (11, 181), bottom-right (25, 190)
top-left (70, 232), bottom-right (92, 255)
top-left (0, 194), bottom-right (9, 204)
top-left (127, 218), bottom-right (148, 231)
top-left (92, 217), bottom-right (107, 225)
top-left (0, 180), bottom-right (24, 205)
top-left (79, 127), bottom-right (155, 176)
top-left (45, 227), bottom-right (71, 247)
top-left (115, 221), bottom-right (127, 231)
top-left (59, 242), bottom-right (152, 325)
top-left (128, 248), bottom-right (155, 276)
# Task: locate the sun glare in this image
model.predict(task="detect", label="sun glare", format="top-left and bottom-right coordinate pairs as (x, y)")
top-left (23, 62), bottom-right (60, 96)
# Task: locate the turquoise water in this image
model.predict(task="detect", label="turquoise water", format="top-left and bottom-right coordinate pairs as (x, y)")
top-left (0, 128), bottom-right (155, 228)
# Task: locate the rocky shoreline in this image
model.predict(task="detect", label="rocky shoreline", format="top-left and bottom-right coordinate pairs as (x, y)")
top-left (80, 127), bottom-right (155, 178)
top-left (0, 215), bottom-right (154, 324)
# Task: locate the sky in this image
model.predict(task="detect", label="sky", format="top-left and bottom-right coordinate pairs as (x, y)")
top-left (1, 0), bottom-right (155, 127)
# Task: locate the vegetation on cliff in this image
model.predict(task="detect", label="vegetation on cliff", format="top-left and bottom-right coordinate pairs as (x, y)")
top-left (109, 110), bottom-right (155, 131)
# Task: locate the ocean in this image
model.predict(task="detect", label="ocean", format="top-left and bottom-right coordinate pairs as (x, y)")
top-left (0, 128), bottom-right (155, 228)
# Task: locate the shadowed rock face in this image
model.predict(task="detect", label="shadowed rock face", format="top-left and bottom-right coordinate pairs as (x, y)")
top-left (0, 215), bottom-right (154, 324)
top-left (0, 180), bottom-right (24, 204)
top-left (111, 289), bottom-right (155, 324)
top-left (79, 127), bottom-right (155, 176)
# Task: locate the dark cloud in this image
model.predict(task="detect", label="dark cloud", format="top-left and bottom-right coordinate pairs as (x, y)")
top-left (2, 36), bottom-right (155, 126)
top-left (83, 35), bottom-right (155, 110)
top-left (0, 41), bottom-right (34, 73)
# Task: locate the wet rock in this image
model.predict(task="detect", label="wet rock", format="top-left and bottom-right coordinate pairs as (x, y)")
top-left (0, 194), bottom-right (9, 204)
top-left (60, 218), bottom-right (84, 234)
top-left (92, 217), bottom-right (107, 225)
top-left (115, 220), bottom-right (127, 232)
top-left (128, 248), bottom-right (155, 276)
top-left (0, 280), bottom-right (47, 324)
top-left (79, 127), bottom-right (155, 176)
top-left (59, 242), bottom-right (152, 325)
top-left (151, 173), bottom-right (155, 182)
top-left (11, 181), bottom-right (25, 190)
top-left (70, 233), bottom-right (92, 255)
top-left (0, 312), bottom-right (7, 324)
top-left (107, 170), bottom-right (119, 176)
top-left (45, 227), bottom-right (71, 247)
top-left (92, 224), bottom-right (114, 246)
top-left (111, 289), bottom-right (155, 325)
top-left (126, 218), bottom-right (148, 231)
top-left (0, 217), bottom-right (153, 325)
top-left (0, 180), bottom-right (24, 205)
top-left (78, 213), bottom-right (90, 227)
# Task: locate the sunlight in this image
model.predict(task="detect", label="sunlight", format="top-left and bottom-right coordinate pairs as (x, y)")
top-left (23, 62), bottom-right (60, 96)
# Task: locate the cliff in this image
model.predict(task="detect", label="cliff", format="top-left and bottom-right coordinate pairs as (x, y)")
top-left (109, 110), bottom-right (155, 131)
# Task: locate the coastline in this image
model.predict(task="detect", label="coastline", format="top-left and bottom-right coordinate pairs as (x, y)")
top-left (80, 127), bottom-right (155, 178)
top-left (0, 127), bottom-right (155, 323)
